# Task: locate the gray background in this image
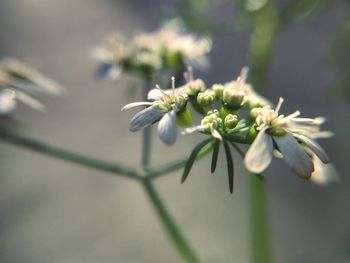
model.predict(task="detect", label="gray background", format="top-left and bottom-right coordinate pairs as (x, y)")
top-left (0, 0), bottom-right (349, 262)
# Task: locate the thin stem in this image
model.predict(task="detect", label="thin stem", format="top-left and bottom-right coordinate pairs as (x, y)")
top-left (249, 175), bottom-right (270, 263)
top-left (141, 178), bottom-right (200, 263)
top-left (0, 127), bottom-right (140, 180)
top-left (139, 76), bottom-right (200, 262)
top-left (247, 2), bottom-right (278, 263)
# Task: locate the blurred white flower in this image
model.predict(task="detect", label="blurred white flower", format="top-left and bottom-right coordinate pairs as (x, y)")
top-left (244, 97), bottom-right (330, 178)
top-left (122, 77), bottom-right (188, 145)
top-left (0, 58), bottom-right (63, 115)
top-left (91, 33), bottom-right (129, 81)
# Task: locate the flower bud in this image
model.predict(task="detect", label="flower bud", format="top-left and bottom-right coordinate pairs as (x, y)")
top-left (223, 89), bottom-right (245, 107)
top-left (211, 84), bottom-right (224, 99)
top-left (249, 107), bottom-right (260, 121)
top-left (197, 90), bottom-right (215, 106)
top-left (186, 79), bottom-right (206, 96)
top-left (246, 125), bottom-right (258, 144)
top-left (224, 114), bottom-right (238, 129)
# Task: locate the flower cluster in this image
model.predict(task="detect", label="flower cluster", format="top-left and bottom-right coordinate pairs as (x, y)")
top-left (123, 67), bottom-right (337, 191)
top-left (0, 58), bottom-right (63, 116)
top-left (92, 19), bottom-right (212, 80)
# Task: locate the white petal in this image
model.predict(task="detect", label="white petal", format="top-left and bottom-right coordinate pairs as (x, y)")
top-left (244, 128), bottom-right (273, 173)
top-left (129, 106), bottom-right (163, 132)
top-left (210, 126), bottom-right (222, 141)
top-left (0, 89), bottom-right (17, 115)
top-left (311, 157), bottom-right (339, 185)
top-left (121, 102), bottom-right (153, 111)
top-left (158, 111), bottom-right (177, 146)
top-left (181, 125), bottom-right (205, 135)
top-left (15, 90), bottom-right (45, 111)
top-left (273, 134), bottom-right (314, 178)
top-left (147, 89), bottom-right (164, 101)
top-left (293, 133), bottom-right (329, 164)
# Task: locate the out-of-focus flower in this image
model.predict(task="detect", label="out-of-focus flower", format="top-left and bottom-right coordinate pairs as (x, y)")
top-left (91, 33), bottom-right (130, 80)
top-left (122, 77), bottom-right (189, 145)
top-left (0, 58), bottom-right (63, 116)
top-left (244, 97), bottom-right (330, 178)
top-left (93, 20), bottom-right (212, 81)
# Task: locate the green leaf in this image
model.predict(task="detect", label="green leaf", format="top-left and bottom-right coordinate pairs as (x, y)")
top-left (177, 108), bottom-right (193, 128)
top-left (223, 140), bottom-right (234, 193)
top-left (211, 139), bottom-right (220, 173)
top-left (181, 138), bottom-right (213, 184)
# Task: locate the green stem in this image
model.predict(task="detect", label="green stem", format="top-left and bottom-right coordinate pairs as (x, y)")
top-left (248, 2), bottom-right (278, 263)
top-left (249, 175), bottom-right (270, 263)
top-left (141, 178), bottom-right (200, 263)
top-left (139, 77), bottom-right (200, 262)
top-left (0, 127), bottom-right (140, 180)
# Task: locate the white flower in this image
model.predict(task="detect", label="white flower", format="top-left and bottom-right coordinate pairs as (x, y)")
top-left (122, 77), bottom-right (187, 145)
top-left (244, 97), bottom-right (330, 178)
top-left (182, 110), bottom-right (223, 141)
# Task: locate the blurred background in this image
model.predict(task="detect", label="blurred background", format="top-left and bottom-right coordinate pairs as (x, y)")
top-left (0, 0), bottom-right (349, 262)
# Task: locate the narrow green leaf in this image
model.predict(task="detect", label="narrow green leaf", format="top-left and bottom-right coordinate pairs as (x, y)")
top-left (211, 139), bottom-right (220, 173)
top-left (181, 138), bottom-right (212, 184)
top-left (223, 140), bottom-right (234, 194)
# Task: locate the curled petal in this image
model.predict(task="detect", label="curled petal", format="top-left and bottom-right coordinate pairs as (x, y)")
top-left (311, 156), bottom-right (339, 185)
top-left (273, 134), bottom-right (314, 178)
top-left (148, 88), bottom-right (164, 101)
top-left (158, 111), bottom-right (177, 146)
top-left (121, 101), bottom-right (153, 111)
top-left (129, 106), bottom-right (163, 132)
top-left (293, 133), bottom-right (329, 164)
top-left (244, 128), bottom-right (273, 173)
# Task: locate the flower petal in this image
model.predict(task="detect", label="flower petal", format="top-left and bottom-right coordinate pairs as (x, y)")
top-left (293, 133), bottom-right (329, 164)
top-left (129, 106), bottom-right (163, 132)
top-left (158, 111), bottom-right (177, 145)
top-left (310, 156), bottom-right (339, 185)
top-left (244, 128), bottom-right (273, 173)
top-left (273, 134), bottom-right (314, 178)
top-left (0, 89), bottom-right (17, 115)
top-left (121, 102), bottom-right (153, 111)
top-left (15, 90), bottom-right (45, 111)
top-left (210, 126), bottom-right (222, 141)
top-left (147, 88), bottom-right (164, 101)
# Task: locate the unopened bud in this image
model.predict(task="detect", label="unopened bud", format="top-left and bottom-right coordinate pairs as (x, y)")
top-left (187, 79), bottom-right (206, 96)
top-left (223, 89), bottom-right (245, 106)
top-left (211, 84), bottom-right (224, 98)
top-left (197, 90), bottom-right (215, 106)
top-left (224, 114), bottom-right (238, 129)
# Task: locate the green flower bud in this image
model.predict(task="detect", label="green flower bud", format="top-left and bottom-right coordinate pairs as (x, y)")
top-left (211, 84), bottom-right (224, 99)
top-left (249, 107), bottom-right (260, 121)
top-left (197, 90), bottom-right (215, 106)
top-left (165, 52), bottom-right (182, 68)
top-left (223, 89), bottom-right (245, 107)
top-left (246, 125), bottom-right (258, 144)
top-left (224, 114), bottom-right (238, 129)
